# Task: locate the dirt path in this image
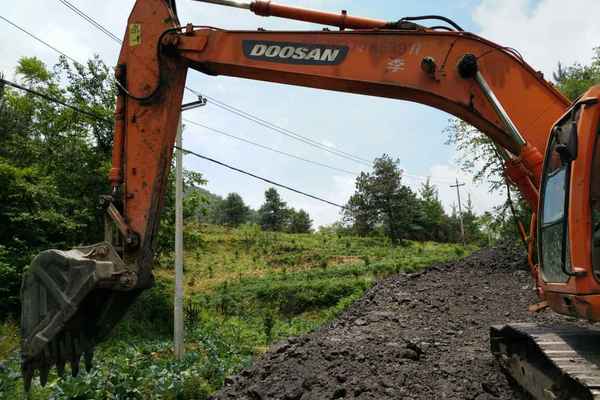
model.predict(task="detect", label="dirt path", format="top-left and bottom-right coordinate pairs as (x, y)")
top-left (212, 244), bottom-right (577, 400)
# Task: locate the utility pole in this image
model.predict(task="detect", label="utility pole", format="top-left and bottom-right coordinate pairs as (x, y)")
top-left (174, 96), bottom-right (207, 360)
top-left (174, 117), bottom-right (184, 359)
top-left (451, 178), bottom-right (466, 246)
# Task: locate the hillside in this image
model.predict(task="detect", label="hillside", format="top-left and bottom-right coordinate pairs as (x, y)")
top-left (0, 224), bottom-right (471, 399)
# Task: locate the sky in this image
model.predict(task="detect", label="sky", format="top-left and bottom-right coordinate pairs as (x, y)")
top-left (2, 0), bottom-right (600, 227)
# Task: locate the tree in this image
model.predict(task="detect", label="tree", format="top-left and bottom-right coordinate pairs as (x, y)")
top-left (344, 154), bottom-right (420, 244)
top-left (553, 47), bottom-right (600, 101)
top-left (0, 56), bottom-right (116, 318)
top-left (462, 195), bottom-right (484, 244)
top-left (343, 172), bottom-right (378, 236)
top-left (258, 188), bottom-right (289, 231)
top-left (218, 193), bottom-right (250, 227)
top-left (288, 209), bottom-right (312, 233)
top-left (418, 179), bottom-right (448, 242)
top-left (156, 169), bottom-right (207, 260)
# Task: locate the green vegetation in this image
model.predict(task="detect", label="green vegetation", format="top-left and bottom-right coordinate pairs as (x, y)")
top-left (259, 187), bottom-right (293, 232)
top-left (214, 193), bottom-right (251, 227)
top-left (343, 154), bottom-right (486, 244)
top-left (1, 224), bottom-right (473, 399)
top-left (0, 56), bottom-right (113, 319)
top-left (200, 188), bottom-right (313, 234)
top-left (554, 47), bottom-right (600, 101)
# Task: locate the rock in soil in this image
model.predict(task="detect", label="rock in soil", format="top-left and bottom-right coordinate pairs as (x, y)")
top-left (211, 244), bottom-right (584, 400)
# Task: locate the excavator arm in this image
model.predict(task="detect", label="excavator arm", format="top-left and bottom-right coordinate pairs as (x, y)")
top-left (20, 0), bottom-right (600, 397)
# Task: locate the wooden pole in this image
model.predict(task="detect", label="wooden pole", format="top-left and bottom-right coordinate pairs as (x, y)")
top-left (451, 178), bottom-right (466, 246)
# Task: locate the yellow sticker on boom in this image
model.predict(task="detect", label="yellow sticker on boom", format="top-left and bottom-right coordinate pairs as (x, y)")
top-left (129, 24), bottom-right (141, 47)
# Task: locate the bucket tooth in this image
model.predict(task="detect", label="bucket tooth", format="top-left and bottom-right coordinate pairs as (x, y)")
top-left (39, 363), bottom-right (50, 387)
top-left (70, 354), bottom-right (81, 377)
top-left (22, 362), bottom-right (34, 392)
top-left (84, 350), bottom-right (94, 372)
top-left (56, 357), bottom-right (65, 378)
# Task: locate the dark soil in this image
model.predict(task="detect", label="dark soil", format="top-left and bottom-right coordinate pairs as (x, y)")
top-left (211, 244), bottom-right (579, 400)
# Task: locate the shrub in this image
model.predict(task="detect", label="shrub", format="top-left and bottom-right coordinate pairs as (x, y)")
top-left (0, 247), bottom-right (21, 319)
top-left (116, 280), bottom-right (174, 337)
top-left (263, 311), bottom-right (274, 345)
top-left (181, 375), bottom-right (213, 400)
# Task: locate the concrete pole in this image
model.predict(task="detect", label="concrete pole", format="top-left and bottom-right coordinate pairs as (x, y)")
top-left (174, 117), bottom-right (184, 359)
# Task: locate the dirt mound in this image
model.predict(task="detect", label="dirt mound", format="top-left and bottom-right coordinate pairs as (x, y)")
top-left (211, 244), bottom-right (576, 400)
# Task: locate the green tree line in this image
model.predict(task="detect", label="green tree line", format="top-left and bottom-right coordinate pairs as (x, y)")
top-left (342, 154), bottom-right (484, 245)
top-left (198, 187), bottom-right (313, 234)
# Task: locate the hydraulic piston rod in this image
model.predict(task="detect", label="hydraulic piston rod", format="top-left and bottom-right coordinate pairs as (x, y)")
top-left (457, 53), bottom-right (527, 150)
top-left (193, 0), bottom-right (389, 30)
top-left (475, 71), bottom-right (527, 149)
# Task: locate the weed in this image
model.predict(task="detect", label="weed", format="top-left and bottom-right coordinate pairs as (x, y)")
top-left (263, 312), bottom-right (274, 345)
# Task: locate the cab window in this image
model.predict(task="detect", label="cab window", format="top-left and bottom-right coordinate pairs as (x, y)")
top-left (539, 121), bottom-right (573, 283)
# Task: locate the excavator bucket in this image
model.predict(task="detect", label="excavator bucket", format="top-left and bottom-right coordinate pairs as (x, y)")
top-left (20, 243), bottom-right (139, 390)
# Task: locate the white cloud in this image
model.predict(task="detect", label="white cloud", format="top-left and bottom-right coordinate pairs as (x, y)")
top-left (473, 0), bottom-right (600, 78)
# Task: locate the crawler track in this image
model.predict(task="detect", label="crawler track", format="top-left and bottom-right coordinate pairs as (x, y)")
top-left (492, 324), bottom-right (600, 400)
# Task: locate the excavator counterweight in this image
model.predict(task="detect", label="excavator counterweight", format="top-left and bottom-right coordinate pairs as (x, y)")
top-left (18, 0), bottom-right (600, 398)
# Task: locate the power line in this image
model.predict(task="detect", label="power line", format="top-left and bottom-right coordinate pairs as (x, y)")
top-left (2, 75), bottom-right (454, 186)
top-left (1, 72), bottom-right (358, 177)
top-left (48, 1), bottom-right (373, 168)
top-left (0, 15), bottom-right (81, 65)
top-left (56, 0), bottom-right (121, 44)
top-left (37, 1), bottom-right (456, 182)
top-left (177, 146), bottom-right (346, 209)
top-left (3, 74), bottom-right (355, 180)
top-left (0, 77), bottom-right (112, 123)
top-left (49, 0), bottom-right (372, 167)
top-left (184, 119), bottom-right (359, 176)
top-left (2, 15), bottom-right (457, 186)
top-left (206, 94), bottom-right (372, 166)
top-left (1, 76), bottom-right (345, 209)
top-left (188, 88), bottom-right (373, 166)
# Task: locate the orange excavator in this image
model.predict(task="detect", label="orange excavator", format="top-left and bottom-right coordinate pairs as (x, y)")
top-left (19, 0), bottom-right (600, 398)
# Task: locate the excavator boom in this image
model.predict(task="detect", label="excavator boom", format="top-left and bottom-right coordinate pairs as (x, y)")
top-left (19, 0), bottom-right (600, 398)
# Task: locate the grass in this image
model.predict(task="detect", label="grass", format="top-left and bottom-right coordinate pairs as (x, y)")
top-left (0, 223), bottom-right (475, 399)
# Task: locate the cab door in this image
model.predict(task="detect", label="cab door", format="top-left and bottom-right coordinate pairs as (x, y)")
top-left (538, 111), bottom-right (578, 283)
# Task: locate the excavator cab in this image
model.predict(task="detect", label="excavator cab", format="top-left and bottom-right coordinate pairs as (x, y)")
top-left (535, 91), bottom-right (600, 320)
top-left (538, 107), bottom-right (578, 284)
